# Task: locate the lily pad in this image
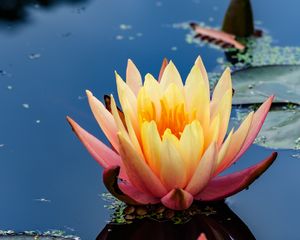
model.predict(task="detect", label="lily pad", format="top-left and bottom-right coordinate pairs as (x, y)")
top-left (232, 65), bottom-right (300, 105)
top-left (233, 107), bottom-right (300, 150)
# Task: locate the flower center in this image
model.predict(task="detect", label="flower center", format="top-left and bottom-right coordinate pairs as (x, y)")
top-left (138, 98), bottom-right (192, 139)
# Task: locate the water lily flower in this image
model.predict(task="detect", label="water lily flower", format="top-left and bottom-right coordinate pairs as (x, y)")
top-left (67, 56), bottom-right (277, 210)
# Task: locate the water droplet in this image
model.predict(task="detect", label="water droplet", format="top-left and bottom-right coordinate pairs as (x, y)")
top-left (78, 95), bottom-right (86, 100)
top-left (22, 103), bottom-right (30, 109)
top-left (213, 6), bottom-right (219, 11)
top-left (28, 53), bottom-right (41, 60)
top-left (171, 46), bottom-right (178, 51)
top-left (120, 24), bottom-right (132, 30)
top-left (34, 198), bottom-right (51, 203)
top-left (116, 35), bottom-right (124, 40)
top-left (7, 85), bottom-right (12, 90)
top-left (36, 120), bottom-right (41, 124)
top-left (292, 153), bottom-right (300, 159)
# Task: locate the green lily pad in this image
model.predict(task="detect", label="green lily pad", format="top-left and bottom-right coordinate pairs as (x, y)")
top-left (232, 65), bottom-right (300, 105)
top-left (233, 107), bottom-right (300, 150)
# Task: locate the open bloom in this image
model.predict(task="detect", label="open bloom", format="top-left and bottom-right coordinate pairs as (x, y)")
top-left (67, 56), bottom-right (277, 210)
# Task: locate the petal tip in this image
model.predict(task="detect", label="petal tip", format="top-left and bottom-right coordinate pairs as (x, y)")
top-left (161, 188), bottom-right (193, 210)
top-left (86, 89), bottom-right (93, 97)
top-left (66, 115), bottom-right (74, 128)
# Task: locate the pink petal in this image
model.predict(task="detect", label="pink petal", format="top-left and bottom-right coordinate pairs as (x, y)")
top-left (67, 116), bottom-right (121, 168)
top-left (197, 233), bottom-right (207, 240)
top-left (161, 188), bottom-right (193, 210)
top-left (119, 182), bottom-right (160, 205)
top-left (103, 166), bottom-right (159, 205)
top-left (86, 90), bottom-right (120, 153)
top-left (126, 59), bottom-right (142, 96)
top-left (195, 152), bottom-right (277, 201)
top-left (158, 58), bottom-right (168, 82)
top-left (103, 166), bottom-right (140, 205)
top-left (219, 95), bottom-right (274, 172)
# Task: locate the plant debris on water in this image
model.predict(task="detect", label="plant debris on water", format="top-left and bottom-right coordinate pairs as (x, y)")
top-left (0, 230), bottom-right (80, 239)
top-left (102, 193), bottom-right (217, 225)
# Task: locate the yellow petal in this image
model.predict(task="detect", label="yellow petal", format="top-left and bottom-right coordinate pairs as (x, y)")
top-left (143, 74), bottom-right (162, 120)
top-left (118, 132), bottom-right (167, 197)
top-left (184, 64), bottom-right (210, 130)
top-left (86, 90), bottom-right (120, 152)
top-left (194, 56), bottom-right (209, 92)
top-left (141, 121), bottom-right (162, 176)
top-left (216, 129), bottom-right (234, 166)
top-left (160, 61), bottom-right (183, 91)
top-left (205, 114), bottom-right (220, 149)
top-left (124, 109), bottom-right (144, 158)
top-left (116, 72), bottom-right (139, 136)
top-left (179, 120), bottom-right (204, 180)
top-left (111, 94), bottom-right (143, 158)
top-left (126, 59), bottom-right (142, 95)
top-left (215, 111), bottom-right (254, 174)
top-left (185, 142), bottom-right (217, 195)
top-left (162, 83), bottom-right (185, 108)
top-left (137, 87), bottom-right (156, 123)
top-left (160, 133), bottom-right (186, 191)
top-left (110, 95), bottom-right (127, 136)
top-left (211, 89), bottom-right (232, 146)
top-left (212, 67), bottom-right (232, 103)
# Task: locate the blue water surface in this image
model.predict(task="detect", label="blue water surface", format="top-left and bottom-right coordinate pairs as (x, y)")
top-left (0, 0), bottom-right (299, 239)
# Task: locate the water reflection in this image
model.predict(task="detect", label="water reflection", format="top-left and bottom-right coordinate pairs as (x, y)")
top-left (97, 202), bottom-right (255, 240)
top-left (0, 0), bottom-right (88, 21)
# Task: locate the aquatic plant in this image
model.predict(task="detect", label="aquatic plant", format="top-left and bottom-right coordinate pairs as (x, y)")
top-left (222, 0), bottom-right (254, 37)
top-left (67, 56), bottom-right (277, 210)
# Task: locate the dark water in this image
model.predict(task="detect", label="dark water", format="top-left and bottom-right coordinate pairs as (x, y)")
top-left (0, 0), bottom-right (299, 239)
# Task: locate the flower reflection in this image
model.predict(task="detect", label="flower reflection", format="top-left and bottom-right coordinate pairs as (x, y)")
top-left (96, 201), bottom-right (255, 240)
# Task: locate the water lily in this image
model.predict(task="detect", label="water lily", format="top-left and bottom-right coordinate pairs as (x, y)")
top-left (67, 56), bottom-right (277, 210)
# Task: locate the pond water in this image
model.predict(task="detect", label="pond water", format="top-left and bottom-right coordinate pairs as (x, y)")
top-left (0, 0), bottom-right (299, 239)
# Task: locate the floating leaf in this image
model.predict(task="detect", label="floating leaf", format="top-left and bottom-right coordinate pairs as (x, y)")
top-left (190, 22), bottom-right (245, 50)
top-left (233, 107), bottom-right (300, 149)
top-left (232, 65), bottom-right (300, 105)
